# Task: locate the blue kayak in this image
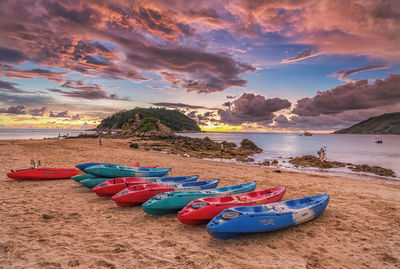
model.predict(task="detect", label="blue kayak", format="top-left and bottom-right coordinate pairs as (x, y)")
top-left (86, 164), bottom-right (171, 178)
top-left (141, 181), bottom-right (257, 215)
top-left (72, 173), bottom-right (97, 182)
top-left (206, 193), bottom-right (329, 239)
top-left (76, 163), bottom-right (107, 172)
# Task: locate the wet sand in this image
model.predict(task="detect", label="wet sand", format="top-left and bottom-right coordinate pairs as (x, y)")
top-left (0, 138), bottom-right (399, 268)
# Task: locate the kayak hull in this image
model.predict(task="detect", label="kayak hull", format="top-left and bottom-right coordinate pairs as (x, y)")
top-left (92, 175), bottom-right (199, 197)
top-left (72, 173), bottom-right (97, 182)
top-left (112, 179), bottom-right (220, 207)
top-left (178, 186), bottom-right (286, 225)
top-left (7, 168), bottom-right (81, 181)
top-left (142, 181), bottom-right (257, 215)
top-left (86, 164), bottom-right (170, 178)
top-left (206, 193), bottom-right (330, 239)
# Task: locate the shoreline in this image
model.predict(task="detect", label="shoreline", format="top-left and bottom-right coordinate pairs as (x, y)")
top-left (1, 138), bottom-right (399, 268)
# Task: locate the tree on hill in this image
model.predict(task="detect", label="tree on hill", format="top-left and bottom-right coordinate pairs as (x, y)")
top-left (97, 107), bottom-right (201, 132)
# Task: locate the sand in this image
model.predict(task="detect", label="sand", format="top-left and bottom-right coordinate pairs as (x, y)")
top-left (0, 138), bottom-right (399, 269)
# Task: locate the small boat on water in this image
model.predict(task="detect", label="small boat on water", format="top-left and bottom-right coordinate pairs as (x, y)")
top-left (206, 193), bottom-right (329, 239)
top-left (92, 175), bottom-right (200, 197)
top-left (112, 179), bottom-right (220, 207)
top-left (7, 167), bottom-right (81, 181)
top-left (178, 186), bottom-right (286, 225)
top-left (303, 131), bottom-right (313, 136)
top-left (374, 138), bottom-right (383, 144)
top-left (142, 182), bottom-right (257, 215)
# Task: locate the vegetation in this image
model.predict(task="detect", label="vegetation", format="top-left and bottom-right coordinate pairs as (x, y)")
top-left (97, 107), bottom-right (201, 132)
top-left (334, 112), bottom-right (400, 134)
top-left (138, 117), bottom-right (158, 133)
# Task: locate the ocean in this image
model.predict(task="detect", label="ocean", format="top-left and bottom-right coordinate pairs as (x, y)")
top-left (0, 128), bottom-right (95, 140)
top-left (180, 132), bottom-right (400, 179)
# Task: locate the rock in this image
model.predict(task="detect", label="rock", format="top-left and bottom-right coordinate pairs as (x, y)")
top-left (240, 139), bottom-right (262, 152)
top-left (289, 155), bottom-right (345, 169)
top-left (129, 143), bottom-right (139, 149)
top-left (350, 164), bottom-right (395, 177)
top-left (271, 160), bottom-right (278, 165)
top-left (261, 160), bottom-right (270, 166)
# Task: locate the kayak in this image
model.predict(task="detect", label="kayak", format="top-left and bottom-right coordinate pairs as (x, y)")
top-left (85, 164), bottom-right (171, 178)
top-left (206, 193), bottom-right (330, 239)
top-left (112, 179), bottom-right (220, 207)
top-left (92, 175), bottom-right (200, 197)
top-left (76, 162), bottom-right (157, 173)
top-left (7, 167), bottom-right (81, 181)
top-left (72, 173), bottom-right (97, 182)
top-left (178, 186), bottom-right (286, 225)
top-left (142, 181), bottom-right (257, 215)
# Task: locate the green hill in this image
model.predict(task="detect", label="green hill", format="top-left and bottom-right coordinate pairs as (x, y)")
top-left (97, 107), bottom-right (201, 132)
top-left (334, 112), bottom-right (400, 134)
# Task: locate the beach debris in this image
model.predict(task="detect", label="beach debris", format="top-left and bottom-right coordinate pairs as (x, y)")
top-left (42, 214), bottom-right (54, 220)
top-left (273, 170), bottom-right (281, 173)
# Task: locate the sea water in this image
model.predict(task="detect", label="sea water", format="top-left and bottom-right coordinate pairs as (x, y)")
top-left (180, 132), bottom-right (400, 179)
top-left (0, 128), bottom-right (95, 140)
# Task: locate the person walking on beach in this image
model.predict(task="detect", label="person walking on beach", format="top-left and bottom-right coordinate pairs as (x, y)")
top-left (98, 135), bottom-right (102, 146)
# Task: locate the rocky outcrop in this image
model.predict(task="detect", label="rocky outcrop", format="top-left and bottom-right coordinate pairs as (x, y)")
top-left (121, 114), bottom-right (176, 138)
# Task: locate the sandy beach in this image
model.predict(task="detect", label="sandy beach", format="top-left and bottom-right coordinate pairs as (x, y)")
top-left (0, 138), bottom-right (399, 269)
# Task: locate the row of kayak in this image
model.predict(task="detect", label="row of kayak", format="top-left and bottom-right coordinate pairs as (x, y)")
top-left (72, 162), bottom-right (330, 239)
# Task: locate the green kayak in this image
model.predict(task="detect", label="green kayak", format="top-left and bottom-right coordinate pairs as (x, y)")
top-left (72, 173), bottom-right (97, 182)
top-left (80, 178), bottom-right (111, 189)
top-left (141, 181), bottom-right (257, 215)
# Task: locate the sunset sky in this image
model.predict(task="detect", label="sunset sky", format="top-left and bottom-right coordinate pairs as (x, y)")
top-left (0, 0), bottom-right (399, 132)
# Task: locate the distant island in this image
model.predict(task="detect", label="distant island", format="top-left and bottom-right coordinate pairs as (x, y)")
top-left (97, 107), bottom-right (201, 132)
top-left (334, 112), bottom-right (400, 134)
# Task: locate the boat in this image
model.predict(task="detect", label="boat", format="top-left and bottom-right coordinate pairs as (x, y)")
top-left (141, 181), bottom-right (257, 215)
top-left (112, 179), bottom-right (220, 207)
top-left (303, 131), bottom-right (313, 136)
top-left (206, 193), bottom-right (329, 239)
top-left (85, 164), bottom-right (171, 178)
top-left (72, 173), bottom-right (97, 182)
top-left (178, 186), bottom-right (286, 225)
top-left (92, 175), bottom-right (199, 197)
top-left (374, 138), bottom-right (383, 144)
top-left (76, 162), bottom-right (157, 173)
top-left (7, 167), bottom-right (81, 181)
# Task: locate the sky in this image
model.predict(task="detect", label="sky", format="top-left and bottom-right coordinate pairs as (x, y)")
top-left (0, 0), bottom-right (399, 132)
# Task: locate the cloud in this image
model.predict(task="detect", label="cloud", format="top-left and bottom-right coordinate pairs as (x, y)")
top-left (0, 64), bottom-right (68, 82)
top-left (0, 79), bottom-right (28, 93)
top-left (29, 107), bottom-right (48, 116)
top-left (226, 95), bottom-right (236, 99)
top-left (71, 114), bottom-right (82, 120)
top-left (49, 110), bottom-right (70, 118)
top-left (49, 79), bottom-right (121, 100)
top-left (0, 105), bottom-right (27, 114)
top-left (218, 93), bottom-right (291, 125)
top-left (331, 64), bottom-right (390, 82)
top-left (152, 102), bottom-right (217, 110)
top-left (293, 74), bottom-right (400, 116)
top-left (282, 48), bottom-right (321, 63)
top-left (0, 46), bottom-right (26, 63)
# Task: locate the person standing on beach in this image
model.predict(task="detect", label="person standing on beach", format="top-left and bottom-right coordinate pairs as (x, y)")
top-left (318, 148), bottom-right (325, 162)
top-left (99, 135), bottom-right (102, 146)
top-left (220, 144), bottom-right (225, 156)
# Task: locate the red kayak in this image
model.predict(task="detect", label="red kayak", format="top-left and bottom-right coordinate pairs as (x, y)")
top-left (177, 186), bottom-right (286, 225)
top-left (7, 168), bottom-right (81, 181)
top-left (92, 177), bottom-right (162, 197)
top-left (112, 183), bottom-right (177, 207)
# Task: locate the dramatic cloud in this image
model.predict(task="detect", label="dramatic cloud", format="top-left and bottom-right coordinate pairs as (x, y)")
top-left (218, 93), bottom-right (291, 125)
top-left (152, 102), bottom-right (217, 110)
top-left (0, 65), bottom-right (67, 82)
top-left (282, 48), bottom-right (321, 63)
top-left (331, 65), bottom-right (390, 82)
top-left (0, 46), bottom-right (26, 63)
top-left (293, 74), bottom-right (400, 116)
top-left (49, 80), bottom-right (120, 100)
top-left (0, 105), bottom-right (27, 114)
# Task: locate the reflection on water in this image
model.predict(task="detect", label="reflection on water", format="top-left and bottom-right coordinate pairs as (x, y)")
top-left (0, 128), bottom-right (95, 140)
top-left (180, 132), bottom-right (400, 177)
